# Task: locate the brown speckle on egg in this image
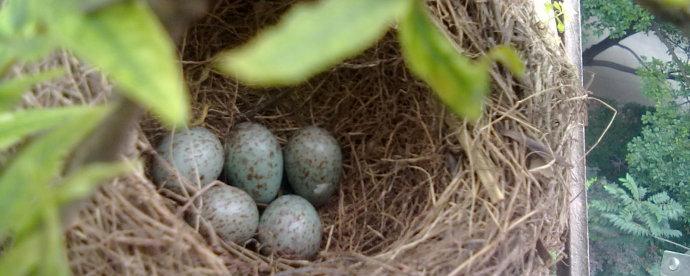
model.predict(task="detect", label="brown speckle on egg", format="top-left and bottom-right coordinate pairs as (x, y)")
top-left (152, 127), bottom-right (224, 192)
top-left (224, 122), bottom-right (283, 204)
top-left (200, 184), bottom-right (259, 244)
top-left (258, 195), bottom-right (321, 259)
top-left (284, 126), bottom-right (342, 206)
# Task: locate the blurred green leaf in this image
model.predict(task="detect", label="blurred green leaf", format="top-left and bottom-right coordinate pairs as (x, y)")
top-left (0, 233), bottom-right (41, 276)
top-left (485, 45), bottom-right (526, 77)
top-left (0, 106), bottom-right (108, 236)
top-left (0, 106), bottom-right (96, 150)
top-left (57, 161), bottom-right (134, 204)
top-left (0, 0), bottom-right (38, 37)
top-left (0, 0), bottom-right (58, 73)
top-left (399, 3), bottom-right (488, 119)
top-left (215, 0), bottom-right (411, 86)
top-left (0, 36), bottom-right (56, 74)
top-left (661, 0), bottom-right (690, 8)
top-left (50, 0), bottom-right (188, 126)
top-left (39, 200), bottom-right (71, 276)
top-left (0, 69), bottom-right (64, 111)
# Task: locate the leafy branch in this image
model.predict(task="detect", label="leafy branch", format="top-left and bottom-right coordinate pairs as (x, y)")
top-left (0, 0), bottom-right (207, 274)
top-left (545, 1), bottom-right (567, 33)
top-left (589, 174), bottom-right (684, 238)
top-left (214, 0), bottom-right (525, 120)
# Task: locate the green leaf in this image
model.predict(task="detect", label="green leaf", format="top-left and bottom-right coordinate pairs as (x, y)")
top-left (661, 0), bottom-right (690, 8)
top-left (557, 21), bottom-right (565, 33)
top-left (0, 69), bottom-right (64, 111)
top-left (0, 233), bottom-right (41, 276)
top-left (215, 0), bottom-right (411, 86)
top-left (39, 200), bottom-right (71, 276)
top-left (485, 45), bottom-right (526, 77)
top-left (0, 36), bottom-right (56, 73)
top-left (50, 0), bottom-right (188, 126)
top-left (57, 161), bottom-right (135, 204)
top-left (398, 2), bottom-right (488, 119)
top-left (0, 105), bottom-right (95, 150)
top-left (0, 106), bottom-right (108, 236)
top-left (0, 0), bottom-right (57, 73)
top-left (0, 0), bottom-right (38, 37)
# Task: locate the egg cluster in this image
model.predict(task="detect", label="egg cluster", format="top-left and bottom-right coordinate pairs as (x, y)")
top-left (152, 123), bottom-right (342, 259)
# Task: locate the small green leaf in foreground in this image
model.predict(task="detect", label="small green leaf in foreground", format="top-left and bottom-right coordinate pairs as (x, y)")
top-left (660, 0), bottom-right (690, 8)
top-left (0, 0), bottom-right (39, 37)
top-left (399, 2), bottom-right (489, 119)
top-left (485, 45), bottom-right (526, 77)
top-left (0, 106), bottom-right (108, 236)
top-left (0, 69), bottom-right (64, 111)
top-left (215, 0), bottom-right (411, 86)
top-left (0, 105), bottom-right (94, 150)
top-left (0, 36), bottom-right (56, 75)
top-left (50, 0), bottom-right (188, 126)
top-left (57, 161), bottom-right (135, 204)
top-left (0, 233), bottom-right (41, 276)
top-left (39, 201), bottom-right (71, 276)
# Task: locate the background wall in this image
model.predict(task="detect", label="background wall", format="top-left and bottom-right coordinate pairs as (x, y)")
top-left (584, 30), bottom-right (677, 105)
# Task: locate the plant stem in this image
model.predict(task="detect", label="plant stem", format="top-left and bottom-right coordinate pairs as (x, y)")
top-left (653, 236), bottom-right (690, 252)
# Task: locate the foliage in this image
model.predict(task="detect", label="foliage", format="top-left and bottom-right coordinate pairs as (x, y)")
top-left (588, 175), bottom-right (685, 274)
top-left (627, 58), bottom-right (690, 219)
top-left (215, 0), bottom-right (409, 86)
top-left (215, 0), bottom-right (525, 120)
top-left (47, 0), bottom-right (189, 125)
top-left (582, 0), bottom-right (654, 38)
top-left (0, 69), bottom-right (63, 111)
top-left (585, 100), bottom-right (652, 181)
top-left (399, 1), bottom-right (486, 118)
top-left (0, 0), bottom-right (526, 273)
top-left (582, 0), bottom-right (690, 275)
top-left (0, 0), bottom-right (187, 274)
top-left (544, 1), bottom-right (566, 33)
top-left (590, 174), bottom-right (683, 238)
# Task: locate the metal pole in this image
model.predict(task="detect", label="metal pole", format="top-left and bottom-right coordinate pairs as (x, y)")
top-left (561, 0), bottom-right (590, 275)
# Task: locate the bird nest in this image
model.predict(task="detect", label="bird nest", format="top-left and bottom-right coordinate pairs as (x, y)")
top-left (17, 0), bottom-right (584, 274)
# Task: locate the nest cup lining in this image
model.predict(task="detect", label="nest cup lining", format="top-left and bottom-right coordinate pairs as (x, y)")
top-left (56, 0), bottom-right (584, 274)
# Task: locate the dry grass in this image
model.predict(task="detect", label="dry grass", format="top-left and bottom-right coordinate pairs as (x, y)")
top-left (16, 0), bottom-right (584, 274)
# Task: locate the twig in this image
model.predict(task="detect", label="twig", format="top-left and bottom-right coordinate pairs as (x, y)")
top-left (653, 236), bottom-right (690, 252)
top-left (583, 97), bottom-right (617, 157)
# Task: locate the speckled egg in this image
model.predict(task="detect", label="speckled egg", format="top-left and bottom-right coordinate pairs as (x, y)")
top-left (284, 126), bottom-right (342, 206)
top-left (200, 184), bottom-right (259, 244)
top-left (224, 122), bottom-right (283, 204)
top-left (152, 127), bottom-right (224, 191)
top-left (258, 195), bottom-right (321, 259)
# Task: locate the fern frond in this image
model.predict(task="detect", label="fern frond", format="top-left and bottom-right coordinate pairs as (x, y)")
top-left (647, 192), bottom-right (671, 206)
top-left (605, 214), bottom-right (650, 237)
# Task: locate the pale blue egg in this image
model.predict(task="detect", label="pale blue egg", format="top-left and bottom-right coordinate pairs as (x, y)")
top-left (258, 195), bottom-right (321, 259)
top-left (152, 127), bottom-right (224, 191)
top-left (224, 122), bottom-right (283, 204)
top-left (284, 127), bottom-right (341, 206)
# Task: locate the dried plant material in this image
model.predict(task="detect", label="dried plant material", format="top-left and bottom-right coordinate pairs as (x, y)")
top-left (14, 0), bottom-right (584, 274)
top-left (448, 116), bottom-right (505, 203)
top-left (501, 129), bottom-right (570, 167)
top-left (528, 155), bottom-right (556, 179)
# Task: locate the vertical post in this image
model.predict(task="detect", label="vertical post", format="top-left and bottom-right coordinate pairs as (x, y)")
top-left (561, 0), bottom-right (590, 275)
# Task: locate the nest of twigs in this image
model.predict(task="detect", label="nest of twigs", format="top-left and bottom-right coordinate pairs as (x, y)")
top-left (18, 0), bottom-right (584, 274)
